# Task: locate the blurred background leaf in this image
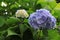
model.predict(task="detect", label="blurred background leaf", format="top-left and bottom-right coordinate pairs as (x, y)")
top-left (0, 16), bottom-right (5, 27)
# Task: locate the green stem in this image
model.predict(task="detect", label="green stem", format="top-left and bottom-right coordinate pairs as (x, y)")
top-left (42, 29), bottom-right (48, 40)
top-left (20, 33), bottom-right (23, 40)
top-left (37, 29), bottom-right (42, 40)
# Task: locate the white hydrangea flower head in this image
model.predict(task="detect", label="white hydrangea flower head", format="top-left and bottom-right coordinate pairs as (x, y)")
top-left (16, 9), bottom-right (29, 18)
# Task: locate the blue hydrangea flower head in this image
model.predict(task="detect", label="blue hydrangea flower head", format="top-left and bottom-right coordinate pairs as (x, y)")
top-left (28, 9), bottom-right (56, 30)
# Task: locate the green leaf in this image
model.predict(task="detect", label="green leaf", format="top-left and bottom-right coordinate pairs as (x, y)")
top-left (19, 24), bottom-right (28, 33)
top-left (37, 0), bottom-right (47, 4)
top-left (37, 0), bottom-right (48, 7)
top-left (0, 35), bottom-right (4, 40)
top-left (10, 2), bottom-right (19, 9)
top-left (0, 16), bottom-right (5, 27)
top-left (53, 3), bottom-right (60, 18)
top-left (9, 26), bottom-right (21, 34)
top-left (0, 31), bottom-right (7, 40)
top-left (24, 19), bottom-right (28, 23)
top-left (5, 29), bottom-right (21, 40)
top-left (7, 30), bottom-right (17, 37)
top-left (43, 5), bottom-right (52, 11)
top-left (27, 8), bottom-right (34, 14)
top-left (47, 0), bottom-right (57, 9)
top-left (37, 0), bottom-right (57, 9)
top-left (6, 17), bottom-right (20, 25)
top-left (48, 30), bottom-right (60, 40)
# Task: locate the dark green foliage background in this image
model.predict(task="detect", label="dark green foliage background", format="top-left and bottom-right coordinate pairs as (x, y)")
top-left (0, 0), bottom-right (60, 40)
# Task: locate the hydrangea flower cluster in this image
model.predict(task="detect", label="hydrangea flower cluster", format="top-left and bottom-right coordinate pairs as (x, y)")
top-left (28, 9), bottom-right (56, 30)
top-left (15, 9), bottom-right (29, 18)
